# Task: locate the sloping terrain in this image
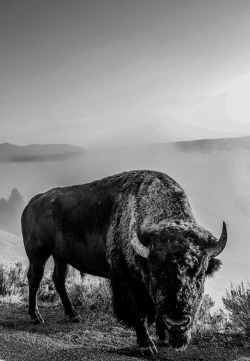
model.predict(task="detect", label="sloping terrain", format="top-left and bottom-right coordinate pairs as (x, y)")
top-left (0, 230), bottom-right (27, 265)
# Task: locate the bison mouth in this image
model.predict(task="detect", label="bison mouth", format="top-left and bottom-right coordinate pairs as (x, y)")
top-left (163, 314), bottom-right (192, 350)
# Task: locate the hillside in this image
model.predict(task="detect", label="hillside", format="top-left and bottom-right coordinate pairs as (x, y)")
top-left (0, 143), bottom-right (84, 162)
top-left (0, 230), bottom-right (27, 265)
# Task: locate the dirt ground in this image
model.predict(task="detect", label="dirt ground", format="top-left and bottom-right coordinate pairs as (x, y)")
top-left (0, 304), bottom-right (250, 361)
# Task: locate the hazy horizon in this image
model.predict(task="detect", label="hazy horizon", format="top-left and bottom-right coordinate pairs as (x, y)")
top-left (1, 1), bottom-right (250, 148)
top-left (2, 132), bottom-right (250, 150)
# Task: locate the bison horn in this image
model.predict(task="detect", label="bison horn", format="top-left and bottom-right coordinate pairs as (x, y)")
top-left (207, 221), bottom-right (227, 257)
top-left (131, 233), bottom-right (149, 258)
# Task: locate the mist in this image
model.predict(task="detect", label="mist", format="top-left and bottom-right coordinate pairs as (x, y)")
top-left (0, 141), bottom-right (249, 259)
top-left (1, 139), bottom-right (250, 306)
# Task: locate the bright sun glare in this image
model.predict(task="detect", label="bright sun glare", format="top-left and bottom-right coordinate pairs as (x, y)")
top-left (224, 72), bottom-right (250, 124)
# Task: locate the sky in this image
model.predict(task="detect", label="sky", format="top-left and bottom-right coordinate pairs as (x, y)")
top-left (1, 0), bottom-right (250, 148)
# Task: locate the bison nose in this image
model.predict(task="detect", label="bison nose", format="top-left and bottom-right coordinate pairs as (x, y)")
top-left (163, 314), bottom-right (191, 331)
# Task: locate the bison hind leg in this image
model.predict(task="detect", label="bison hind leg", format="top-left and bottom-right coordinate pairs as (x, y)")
top-left (27, 255), bottom-right (49, 324)
top-left (52, 256), bottom-right (81, 322)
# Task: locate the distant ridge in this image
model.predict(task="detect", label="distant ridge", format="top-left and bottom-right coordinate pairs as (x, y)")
top-left (1, 136), bottom-right (250, 162)
top-left (138, 135), bottom-right (250, 153)
top-left (171, 135), bottom-right (250, 153)
top-left (0, 143), bottom-right (85, 162)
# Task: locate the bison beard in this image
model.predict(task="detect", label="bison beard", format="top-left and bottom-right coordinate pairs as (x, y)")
top-left (21, 170), bottom-right (227, 356)
top-left (168, 331), bottom-right (191, 350)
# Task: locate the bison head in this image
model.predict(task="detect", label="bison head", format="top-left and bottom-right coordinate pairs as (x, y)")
top-left (131, 220), bottom-right (227, 350)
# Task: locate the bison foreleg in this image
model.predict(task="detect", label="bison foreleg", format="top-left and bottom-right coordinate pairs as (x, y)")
top-left (135, 318), bottom-right (158, 356)
top-left (52, 257), bottom-right (81, 322)
top-left (110, 270), bottom-right (157, 355)
top-left (155, 315), bottom-right (168, 344)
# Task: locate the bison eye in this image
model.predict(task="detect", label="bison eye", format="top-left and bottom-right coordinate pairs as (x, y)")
top-left (187, 265), bottom-right (200, 278)
top-left (197, 273), bottom-right (204, 282)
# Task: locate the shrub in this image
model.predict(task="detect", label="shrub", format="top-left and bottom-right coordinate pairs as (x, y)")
top-left (68, 274), bottom-right (112, 314)
top-left (195, 294), bottom-right (215, 334)
top-left (0, 262), bottom-right (112, 315)
top-left (37, 272), bottom-right (58, 303)
top-left (223, 281), bottom-right (250, 335)
top-left (206, 309), bottom-right (229, 333)
top-left (34, 267), bottom-right (112, 313)
top-left (0, 263), bottom-right (59, 303)
top-left (194, 294), bottom-right (228, 335)
top-left (0, 262), bottom-right (27, 299)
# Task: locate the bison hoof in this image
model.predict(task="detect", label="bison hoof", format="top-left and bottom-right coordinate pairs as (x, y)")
top-left (139, 346), bottom-right (158, 356)
top-left (149, 339), bottom-right (158, 354)
top-left (30, 314), bottom-right (44, 324)
top-left (139, 341), bottom-right (158, 356)
top-left (69, 314), bottom-right (82, 322)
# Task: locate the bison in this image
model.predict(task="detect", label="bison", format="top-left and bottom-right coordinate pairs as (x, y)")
top-left (21, 170), bottom-right (227, 356)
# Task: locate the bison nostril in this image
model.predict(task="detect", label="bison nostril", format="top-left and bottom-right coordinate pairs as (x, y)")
top-left (163, 315), bottom-right (191, 331)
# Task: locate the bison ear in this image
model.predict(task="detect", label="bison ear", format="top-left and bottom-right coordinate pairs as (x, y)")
top-left (205, 258), bottom-right (222, 278)
top-left (138, 229), bottom-right (154, 247)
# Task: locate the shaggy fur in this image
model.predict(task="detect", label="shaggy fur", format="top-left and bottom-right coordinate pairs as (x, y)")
top-left (21, 170), bottom-right (226, 353)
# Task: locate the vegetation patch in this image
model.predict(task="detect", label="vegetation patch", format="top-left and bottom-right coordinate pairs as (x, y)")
top-left (0, 263), bottom-right (250, 360)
